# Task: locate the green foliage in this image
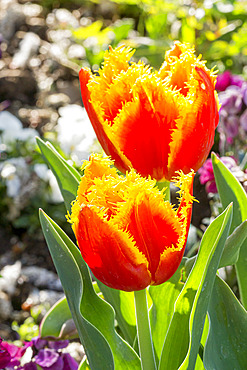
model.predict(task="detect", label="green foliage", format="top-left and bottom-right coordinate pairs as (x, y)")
top-left (39, 210), bottom-right (141, 369)
top-left (38, 136), bottom-right (247, 369)
top-left (205, 276), bottom-right (247, 369)
top-left (159, 204), bottom-right (232, 370)
top-left (212, 153), bottom-right (247, 308)
top-left (11, 306), bottom-right (45, 341)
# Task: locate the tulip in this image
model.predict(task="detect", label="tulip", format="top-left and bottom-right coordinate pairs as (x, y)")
top-left (79, 41), bottom-right (219, 181)
top-left (69, 154), bottom-right (194, 291)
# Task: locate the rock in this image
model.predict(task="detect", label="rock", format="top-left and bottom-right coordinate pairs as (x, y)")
top-left (0, 261), bottom-right (21, 295)
top-left (10, 32), bottom-right (41, 69)
top-left (21, 266), bottom-right (63, 291)
top-left (0, 291), bottom-right (13, 320)
top-left (67, 44), bottom-right (86, 59)
top-left (0, 69), bottom-right (37, 104)
top-left (54, 8), bottom-right (79, 29)
top-left (62, 342), bottom-right (85, 363)
top-left (23, 288), bottom-right (64, 308)
top-left (0, 1), bottom-right (25, 41)
top-left (45, 93), bottom-right (70, 108)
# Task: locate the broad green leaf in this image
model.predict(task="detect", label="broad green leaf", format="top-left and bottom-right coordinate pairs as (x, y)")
top-left (37, 137), bottom-right (138, 344)
top-left (194, 315), bottom-right (209, 370)
top-left (78, 357), bottom-right (90, 370)
top-left (39, 210), bottom-right (141, 370)
top-left (204, 276), bottom-right (247, 370)
top-left (219, 220), bottom-right (247, 267)
top-left (36, 137), bottom-right (80, 210)
top-left (40, 296), bottom-right (77, 340)
top-left (97, 281), bottom-right (137, 345)
top-left (159, 204), bottom-right (232, 370)
top-left (185, 220), bottom-right (247, 273)
top-left (149, 258), bottom-right (187, 360)
top-left (97, 282), bottom-right (137, 345)
top-left (212, 153), bottom-right (247, 308)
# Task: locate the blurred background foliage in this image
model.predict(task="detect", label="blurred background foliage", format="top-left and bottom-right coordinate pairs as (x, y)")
top-left (37, 0), bottom-right (247, 74)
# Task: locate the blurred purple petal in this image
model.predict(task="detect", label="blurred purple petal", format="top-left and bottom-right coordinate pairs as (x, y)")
top-left (224, 115), bottom-right (240, 138)
top-left (205, 181), bottom-right (218, 194)
top-left (240, 109), bottom-right (247, 131)
top-left (31, 337), bottom-right (48, 350)
top-left (219, 88), bottom-right (243, 115)
top-left (19, 362), bottom-right (38, 370)
top-left (0, 344), bottom-right (11, 368)
top-left (61, 353), bottom-right (78, 370)
top-left (34, 348), bottom-right (63, 369)
top-left (48, 340), bottom-right (69, 350)
top-left (230, 74), bottom-right (245, 88)
top-left (216, 70), bottom-right (232, 91)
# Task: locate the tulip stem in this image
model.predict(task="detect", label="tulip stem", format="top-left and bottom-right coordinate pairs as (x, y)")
top-left (134, 289), bottom-right (157, 370)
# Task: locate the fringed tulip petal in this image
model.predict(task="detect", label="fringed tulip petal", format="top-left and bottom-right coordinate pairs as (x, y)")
top-left (69, 155), bottom-right (194, 291)
top-left (79, 41), bottom-right (219, 181)
top-left (74, 206), bottom-right (151, 291)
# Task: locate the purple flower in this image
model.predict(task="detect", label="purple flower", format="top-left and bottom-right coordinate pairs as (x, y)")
top-left (240, 109), bottom-right (247, 131)
top-left (219, 87), bottom-right (243, 115)
top-left (216, 70), bottom-right (232, 91)
top-left (198, 156), bottom-right (241, 194)
top-left (61, 353), bottom-right (78, 370)
top-left (216, 71), bottom-right (245, 91)
top-left (34, 348), bottom-right (78, 370)
top-left (34, 349), bottom-right (63, 370)
top-left (31, 336), bottom-right (48, 350)
top-left (19, 362), bottom-right (38, 370)
top-left (0, 338), bottom-right (24, 369)
top-left (48, 340), bottom-right (70, 350)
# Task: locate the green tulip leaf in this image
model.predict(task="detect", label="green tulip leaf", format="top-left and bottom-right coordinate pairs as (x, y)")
top-left (37, 137), bottom-right (138, 344)
top-left (40, 296), bottom-right (77, 340)
top-left (204, 275), bottom-right (247, 369)
top-left (185, 219), bottom-right (247, 274)
top-left (149, 258), bottom-right (187, 360)
top-left (159, 204), bottom-right (232, 370)
top-left (36, 137), bottom-right (80, 211)
top-left (212, 152), bottom-right (247, 308)
top-left (97, 282), bottom-right (137, 345)
top-left (39, 210), bottom-right (141, 370)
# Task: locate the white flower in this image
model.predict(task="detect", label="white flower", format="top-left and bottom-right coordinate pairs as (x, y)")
top-left (0, 157), bottom-right (28, 198)
top-left (0, 111), bottom-right (39, 149)
top-left (56, 104), bottom-right (99, 165)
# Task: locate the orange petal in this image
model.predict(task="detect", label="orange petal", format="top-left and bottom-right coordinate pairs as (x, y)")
top-left (111, 76), bottom-right (179, 180)
top-left (79, 68), bottom-right (130, 173)
top-left (154, 170), bottom-right (195, 284)
top-left (113, 190), bottom-right (183, 283)
top-left (74, 205), bottom-right (151, 291)
top-left (167, 67), bottom-right (219, 180)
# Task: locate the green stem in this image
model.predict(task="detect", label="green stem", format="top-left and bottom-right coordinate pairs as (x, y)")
top-left (134, 289), bottom-right (157, 370)
top-left (157, 180), bottom-right (170, 202)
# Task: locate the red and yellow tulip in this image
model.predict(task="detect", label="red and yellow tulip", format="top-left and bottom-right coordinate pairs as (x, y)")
top-left (79, 41), bottom-right (219, 181)
top-left (69, 154), bottom-right (194, 291)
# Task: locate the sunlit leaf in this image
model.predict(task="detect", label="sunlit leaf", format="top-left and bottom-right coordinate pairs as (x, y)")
top-left (159, 204), bottom-right (232, 370)
top-left (204, 276), bottom-right (247, 369)
top-left (39, 210), bottom-right (141, 369)
top-left (212, 152), bottom-right (247, 308)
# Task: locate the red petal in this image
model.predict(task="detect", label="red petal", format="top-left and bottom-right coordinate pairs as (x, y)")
top-left (125, 193), bottom-right (183, 282)
top-left (111, 78), bottom-right (179, 180)
top-left (168, 67), bottom-right (219, 179)
top-left (75, 206), bottom-right (151, 291)
top-left (79, 68), bottom-right (129, 174)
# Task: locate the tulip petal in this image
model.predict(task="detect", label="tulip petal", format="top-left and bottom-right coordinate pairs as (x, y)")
top-left (74, 206), bottom-right (151, 291)
top-left (168, 67), bottom-right (219, 179)
top-left (154, 170), bottom-right (195, 284)
top-left (111, 76), bottom-right (180, 180)
top-left (79, 68), bottom-right (130, 173)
